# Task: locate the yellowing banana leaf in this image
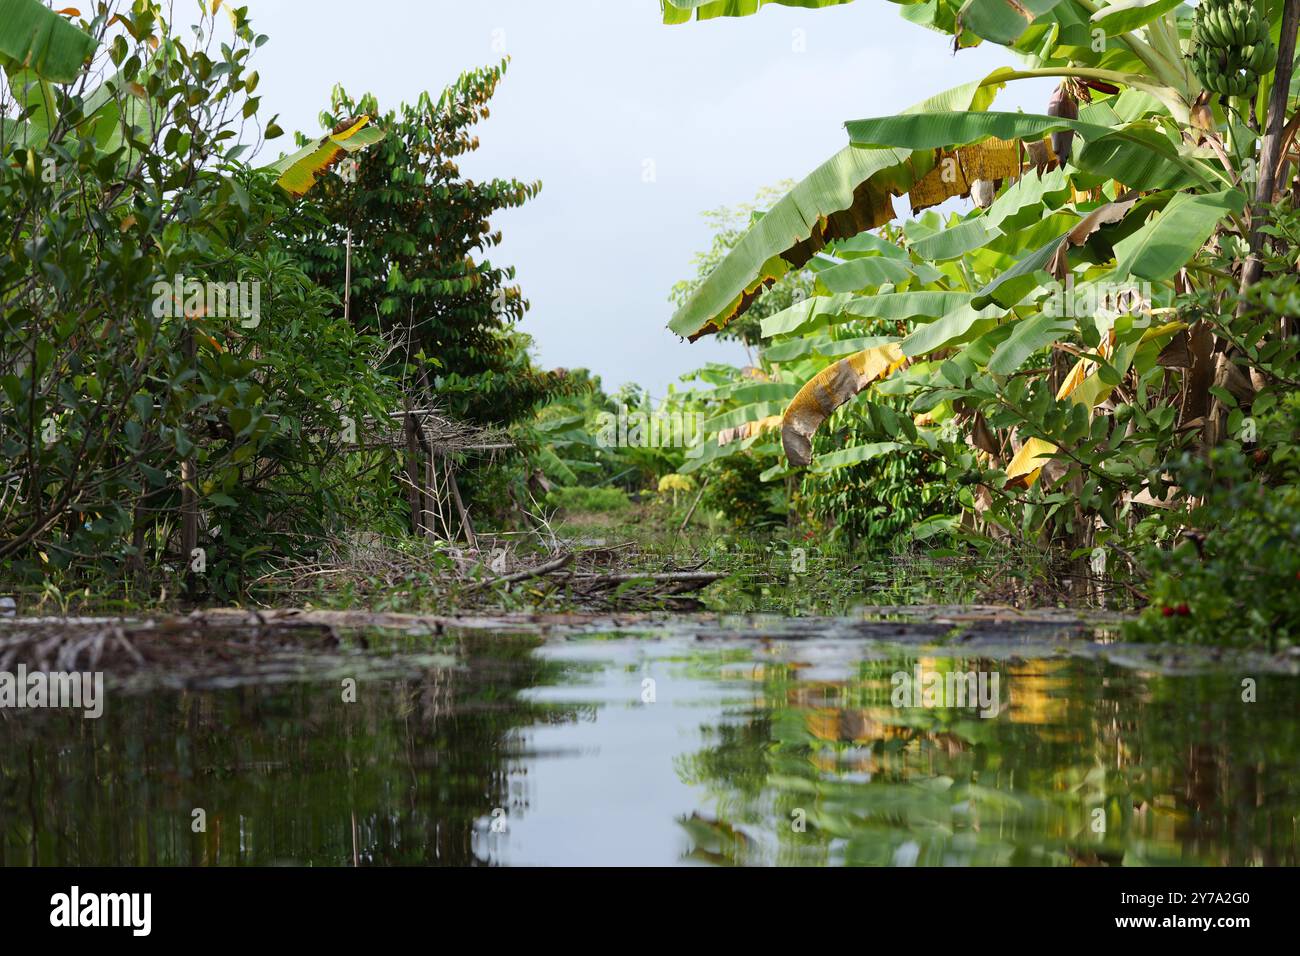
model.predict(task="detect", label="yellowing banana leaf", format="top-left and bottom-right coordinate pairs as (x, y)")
top-left (670, 74), bottom-right (1012, 341)
top-left (907, 137), bottom-right (1022, 212)
top-left (662, 0), bottom-right (855, 23)
top-left (782, 343), bottom-right (906, 466)
top-left (0, 0), bottom-right (95, 83)
top-left (1004, 436), bottom-right (1058, 488)
top-left (266, 116), bottom-right (386, 196)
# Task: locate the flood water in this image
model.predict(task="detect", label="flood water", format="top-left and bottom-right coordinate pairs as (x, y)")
top-left (2, 620), bottom-right (1298, 866)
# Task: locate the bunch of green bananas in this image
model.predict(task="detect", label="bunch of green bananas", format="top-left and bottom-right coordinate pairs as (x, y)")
top-left (1190, 0), bottom-right (1277, 97)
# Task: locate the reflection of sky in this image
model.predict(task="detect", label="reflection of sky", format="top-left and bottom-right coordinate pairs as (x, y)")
top-left (502, 638), bottom-right (734, 866)
top-left (247, 0), bottom-right (1054, 395)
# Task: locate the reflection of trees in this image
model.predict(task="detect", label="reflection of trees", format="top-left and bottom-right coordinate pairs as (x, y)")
top-left (0, 632), bottom-right (583, 866)
top-left (676, 654), bottom-right (1300, 866)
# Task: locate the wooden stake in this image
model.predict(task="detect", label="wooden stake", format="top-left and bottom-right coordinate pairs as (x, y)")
top-left (404, 411), bottom-right (422, 535)
top-left (444, 455), bottom-right (477, 550)
top-left (343, 228), bottom-right (352, 324)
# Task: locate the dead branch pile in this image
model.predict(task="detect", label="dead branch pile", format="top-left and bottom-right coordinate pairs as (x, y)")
top-left (248, 532), bottom-right (725, 609)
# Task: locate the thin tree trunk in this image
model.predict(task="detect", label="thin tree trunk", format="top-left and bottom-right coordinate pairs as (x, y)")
top-left (343, 228), bottom-right (352, 324)
top-left (181, 327), bottom-right (198, 585)
top-left (1237, 0), bottom-right (1300, 313)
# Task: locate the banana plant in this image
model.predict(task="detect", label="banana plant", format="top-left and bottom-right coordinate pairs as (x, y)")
top-left (660, 0), bottom-right (1298, 550)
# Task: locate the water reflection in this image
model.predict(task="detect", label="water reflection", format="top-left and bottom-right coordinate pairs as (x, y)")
top-left (1, 629), bottom-right (1296, 865)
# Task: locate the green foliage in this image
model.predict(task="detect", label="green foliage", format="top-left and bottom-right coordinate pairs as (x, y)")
top-left (545, 485), bottom-right (631, 514)
top-left (654, 0), bottom-right (1300, 644)
top-left (1129, 447), bottom-right (1300, 648)
top-left (0, 2), bottom-right (394, 598)
top-left (285, 62), bottom-right (561, 429)
top-left (703, 453), bottom-right (785, 528)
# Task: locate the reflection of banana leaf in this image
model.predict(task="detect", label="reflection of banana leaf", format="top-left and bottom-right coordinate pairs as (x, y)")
top-left (673, 648), bottom-right (1300, 866)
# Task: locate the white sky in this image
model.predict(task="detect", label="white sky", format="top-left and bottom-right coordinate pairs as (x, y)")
top-left (247, 0), bottom-right (1051, 396)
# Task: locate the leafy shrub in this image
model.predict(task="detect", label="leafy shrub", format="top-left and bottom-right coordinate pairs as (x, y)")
top-left (1128, 444), bottom-right (1300, 649)
top-left (703, 454), bottom-right (786, 529)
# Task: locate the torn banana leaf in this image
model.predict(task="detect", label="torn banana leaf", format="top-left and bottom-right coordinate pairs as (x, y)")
top-left (907, 136), bottom-right (1021, 212)
top-left (669, 73), bottom-right (1014, 341)
top-left (782, 343), bottom-right (907, 466)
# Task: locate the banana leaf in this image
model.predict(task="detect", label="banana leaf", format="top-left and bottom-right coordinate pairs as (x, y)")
top-left (957, 0), bottom-right (1069, 46)
top-left (762, 291), bottom-right (978, 338)
top-left (669, 73), bottom-right (1014, 340)
top-left (266, 117), bottom-right (386, 196)
top-left (1112, 188), bottom-right (1247, 280)
top-left (0, 0), bottom-right (95, 83)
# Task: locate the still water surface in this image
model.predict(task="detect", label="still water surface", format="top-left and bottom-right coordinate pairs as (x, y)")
top-left (2, 624), bottom-right (1296, 865)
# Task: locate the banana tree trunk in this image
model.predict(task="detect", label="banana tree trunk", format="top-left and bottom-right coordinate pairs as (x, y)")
top-left (1238, 0), bottom-right (1300, 311)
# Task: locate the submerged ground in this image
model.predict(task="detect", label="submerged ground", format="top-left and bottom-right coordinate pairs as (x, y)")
top-left (2, 603), bottom-right (1297, 866)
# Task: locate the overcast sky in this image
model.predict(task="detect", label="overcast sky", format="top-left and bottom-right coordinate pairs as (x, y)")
top-left (249, 0), bottom-right (1051, 397)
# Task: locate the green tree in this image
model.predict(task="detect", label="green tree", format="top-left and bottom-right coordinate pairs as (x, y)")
top-left (288, 61), bottom-right (560, 430)
top-left (0, 1), bottom-right (393, 597)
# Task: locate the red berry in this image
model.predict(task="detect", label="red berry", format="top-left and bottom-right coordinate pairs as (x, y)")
top-left (1176, 603), bottom-right (1190, 616)
top-left (1161, 606), bottom-right (1174, 617)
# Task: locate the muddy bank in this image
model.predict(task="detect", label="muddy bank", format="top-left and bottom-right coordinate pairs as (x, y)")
top-left (2, 605), bottom-right (1295, 694)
